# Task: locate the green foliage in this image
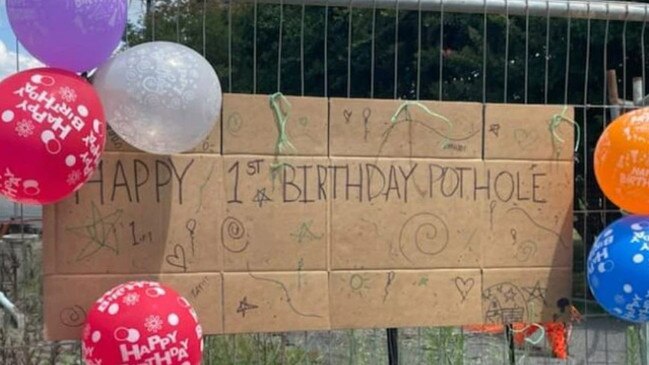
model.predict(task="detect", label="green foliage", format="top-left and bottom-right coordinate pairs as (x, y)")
top-left (204, 334), bottom-right (322, 365)
top-left (625, 325), bottom-right (641, 365)
top-left (344, 329), bottom-right (373, 365)
top-left (424, 327), bottom-right (464, 364)
top-left (129, 0), bottom-right (648, 105)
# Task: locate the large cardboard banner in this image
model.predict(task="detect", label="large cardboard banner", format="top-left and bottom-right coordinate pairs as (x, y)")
top-left (43, 94), bottom-right (574, 340)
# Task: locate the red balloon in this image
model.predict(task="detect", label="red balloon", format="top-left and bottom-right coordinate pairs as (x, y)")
top-left (0, 68), bottom-right (105, 204)
top-left (82, 281), bottom-right (203, 365)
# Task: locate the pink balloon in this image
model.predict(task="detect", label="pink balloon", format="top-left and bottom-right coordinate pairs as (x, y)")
top-left (82, 281), bottom-right (203, 365)
top-left (0, 68), bottom-right (106, 204)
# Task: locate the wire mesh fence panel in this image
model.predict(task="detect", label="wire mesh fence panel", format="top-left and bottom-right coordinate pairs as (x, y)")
top-left (2, 0), bottom-right (649, 364)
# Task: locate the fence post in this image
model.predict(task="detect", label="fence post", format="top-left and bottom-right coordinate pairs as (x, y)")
top-left (607, 70), bottom-right (620, 119)
top-left (505, 324), bottom-right (516, 365)
top-left (387, 328), bottom-right (399, 365)
top-left (633, 76), bottom-right (649, 365)
top-left (633, 77), bottom-right (644, 106)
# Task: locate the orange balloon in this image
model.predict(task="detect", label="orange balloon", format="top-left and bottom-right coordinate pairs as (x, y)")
top-left (595, 108), bottom-right (649, 214)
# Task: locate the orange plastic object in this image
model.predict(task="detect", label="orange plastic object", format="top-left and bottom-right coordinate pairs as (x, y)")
top-left (595, 107), bottom-right (649, 214)
top-left (463, 322), bottom-right (568, 359)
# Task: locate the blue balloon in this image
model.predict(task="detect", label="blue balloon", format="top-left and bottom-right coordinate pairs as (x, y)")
top-left (588, 215), bottom-right (649, 323)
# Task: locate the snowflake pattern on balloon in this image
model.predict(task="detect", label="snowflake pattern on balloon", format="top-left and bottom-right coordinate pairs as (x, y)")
top-left (144, 315), bottom-right (163, 333)
top-left (66, 170), bottom-right (82, 186)
top-left (58, 86), bottom-right (77, 103)
top-left (15, 119), bottom-right (35, 137)
top-left (122, 292), bottom-right (140, 306)
top-left (124, 45), bottom-right (200, 111)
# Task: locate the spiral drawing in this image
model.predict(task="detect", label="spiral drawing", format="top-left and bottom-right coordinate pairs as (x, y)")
top-left (221, 216), bottom-right (250, 253)
top-left (515, 240), bottom-right (538, 262)
top-left (399, 212), bottom-right (449, 263)
top-left (59, 305), bottom-right (86, 327)
top-left (226, 113), bottom-right (243, 136)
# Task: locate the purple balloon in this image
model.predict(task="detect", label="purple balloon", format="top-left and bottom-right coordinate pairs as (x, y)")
top-left (7, 0), bottom-right (128, 73)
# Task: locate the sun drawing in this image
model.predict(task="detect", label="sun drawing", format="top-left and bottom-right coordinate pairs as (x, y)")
top-left (349, 274), bottom-right (371, 298)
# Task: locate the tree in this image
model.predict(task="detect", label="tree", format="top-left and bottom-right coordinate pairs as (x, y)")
top-left (130, 1), bottom-right (646, 104)
top-left (128, 0), bottom-right (646, 254)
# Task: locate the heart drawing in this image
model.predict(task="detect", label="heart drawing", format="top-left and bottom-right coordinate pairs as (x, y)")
top-left (165, 244), bottom-right (187, 272)
top-left (343, 109), bottom-right (353, 123)
top-left (454, 277), bottom-right (475, 302)
top-left (514, 129), bottom-right (540, 150)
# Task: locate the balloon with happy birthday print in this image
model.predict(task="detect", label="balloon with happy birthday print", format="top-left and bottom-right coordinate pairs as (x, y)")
top-left (82, 281), bottom-right (202, 365)
top-left (594, 107), bottom-right (649, 214)
top-left (0, 68), bottom-right (105, 204)
top-left (588, 215), bottom-right (649, 323)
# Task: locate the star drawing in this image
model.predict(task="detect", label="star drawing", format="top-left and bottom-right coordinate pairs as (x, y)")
top-left (66, 202), bottom-right (123, 262)
top-left (290, 221), bottom-right (323, 244)
top-left (252, 188), bottom-right (272, 207)
top-left (523, 281), bottom-right (547, 304)
top-left (503, 287), bottom-right (517, 303)
top-left (237, 296), bottom-right (259, 318)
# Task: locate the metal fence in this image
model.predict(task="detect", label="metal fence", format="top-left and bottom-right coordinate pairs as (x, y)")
top-left (2, 0), bottom-right (649, 363)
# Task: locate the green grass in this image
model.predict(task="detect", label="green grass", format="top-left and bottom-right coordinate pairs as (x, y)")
top-left (625, 326), bottom-right (642, 365)
top-left (424, 327), bottom-right (465, 365)
top-left (203, 334), bottom-right (322, 365)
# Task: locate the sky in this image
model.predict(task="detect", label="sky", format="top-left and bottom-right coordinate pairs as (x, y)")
top-left (0, 0), bottom-right (42, 77)
top-left (0, 0), bottom-right (145, 79)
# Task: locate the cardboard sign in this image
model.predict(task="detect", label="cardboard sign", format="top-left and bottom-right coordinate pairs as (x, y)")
top-left (44, 95), bottom-right (574, 340)
top-left (485, 104), bottom-right (575, 161)
top-left (43, 154), bottom-right (223, 275)
top-left (330, 269), bottom-right (483, 328)
top-left (221, 156), bottom-right (329, 272)
top-left (223, 272), bottom-right (330, 333)
top-left (222, 94), bottom-right (328, 156)
top-left (330, 98), bottom-right (482, 158)
top-left (44, 274), bottom-right (223, 340)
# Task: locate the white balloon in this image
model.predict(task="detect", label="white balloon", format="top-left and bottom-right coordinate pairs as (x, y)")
top-left (92, 41), bottom-right (222, 154)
